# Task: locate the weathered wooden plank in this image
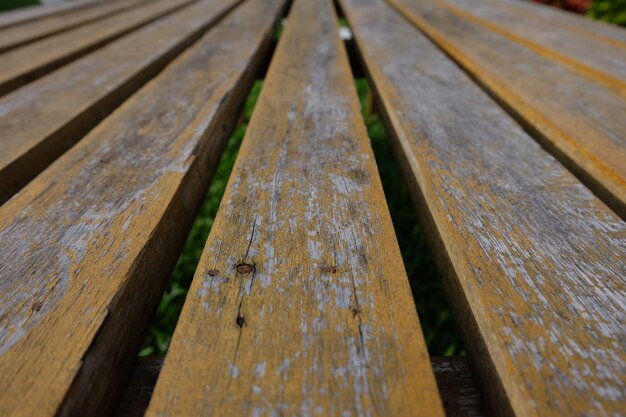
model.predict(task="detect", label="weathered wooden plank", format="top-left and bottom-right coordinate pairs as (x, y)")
top-left (0, 0), bottom-right (284, 415)
top-left (146, 0), bottom-right (445, 415)
top-left (435, 0), bottom-right (626, 93)
top-left (388, 0), bottom-right (626, 219)
top-left (0, 0), bottom-right (193, 97)
top-left (0, 0), bottom-right (148, 53)
top-left (0, 0), bottom-right (105, 30)
top-left (341, 0), bottom-right (626, 416)
top-left (492, 0), bottom-right (626, 48)
top-left (0, 0), bottom-right (240, 205)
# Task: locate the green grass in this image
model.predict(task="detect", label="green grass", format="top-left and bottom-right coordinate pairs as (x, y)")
top-left (140, 78), bottom-right (465, 357)
top-left (0, 0), bottom-right (39, 12)
top-left (587, 0), bottom-right (626, 25)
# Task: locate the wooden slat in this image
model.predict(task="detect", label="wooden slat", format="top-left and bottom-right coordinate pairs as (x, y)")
top-left (0, 0), bottom-right (149, 53)
top-left (0, 0), bottom-right (105, 30)
top-left (0, 0), bottom-right (193, 97)
top-left (340, 0), bottom-right (626, 416)
top-left (146, 0), bottom-right (445, 415)
top-left (388, 0), bottom-right (626, 219)
top-left (0, 0), bottom-right (240, 205)
top-left (493, 0), bottom-right (626, 48)
top-left (435, 0), bottom-right (626, 93)
top-left (0, 0), bottom-right (284, 415)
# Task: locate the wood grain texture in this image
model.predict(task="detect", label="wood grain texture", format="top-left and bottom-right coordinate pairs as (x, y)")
top-left (0, 0), bottom-right (193, 97)
top-left (0, 0), bottom-right (240, 205)
top-left (435, 0), bottom-right (626, 93)
top-left (0, 0), bottom-right (283, 414)
top-left (146, 0), bottom-right (445, 416)
top-left (341, 0), bottom-right (626, 416)
top-left (0, 0), bottom-right (148, 53)
top-left (388, 0), bottom-right (626, 219)
top-left (0, 0), bottom-right (105, 30)
top-left (491, 0), bottom-right (626, 49)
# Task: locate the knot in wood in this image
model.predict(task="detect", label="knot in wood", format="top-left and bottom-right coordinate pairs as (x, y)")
top-left (236, 263), bottom-right (254, 274)
top-left (321, 265), bottom-right (337, 274)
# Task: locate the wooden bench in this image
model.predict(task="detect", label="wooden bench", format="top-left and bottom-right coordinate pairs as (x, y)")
top-left (0, 0), bottom-right (623, 416)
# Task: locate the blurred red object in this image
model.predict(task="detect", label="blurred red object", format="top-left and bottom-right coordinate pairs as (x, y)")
top-left (531, 0), bottom-right (592, 13)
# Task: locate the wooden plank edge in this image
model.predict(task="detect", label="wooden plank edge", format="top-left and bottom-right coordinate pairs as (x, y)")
top-left (0, 0), bottom-right (152, 54)
top-left (341, 2), bottom-right (626, 416)
top-left (385, 0), bottom-right (626, 220)
top-left (335, 2), bottom-right (519, 416)
top-left (0, 0), bottom-right (241, 206)
top-left (56, 74), bottom-right (245, 417)
top-left (432, 0), bottom-right (626, 95)
top-left (497, 0), bottom-right (626, 49)
top-left (0, 0), bottom-right (195, 98)
top-left (145, 0), bottom-right (444, 415)
top-left (0, 0), bottom-right (106, 30)
top-left (456, 70), bottom-right (626, 220)
top-left (358, 54), bottom-right (516, 417)
top-left (53, 11), bottom-right (287, 417)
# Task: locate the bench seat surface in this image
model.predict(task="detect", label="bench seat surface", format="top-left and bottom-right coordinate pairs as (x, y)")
top-left (0, 0), bottom-right (623, 416)
top-left (146, 0), bottom-right (444, 415)
top-left (0, 0), bottom-right (148, 53)
top-left (0, 0), bottom-right (193, 96)
top-left (341, 0), bottom-right (626, 415)
top-left (0, 0), bottom-right (239, 203)
top-left (0, 1), bottom-right (284, 415)
top-left (390, 0), bottom-right (626, 218)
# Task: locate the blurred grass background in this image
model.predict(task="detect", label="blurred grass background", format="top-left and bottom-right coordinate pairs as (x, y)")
top-left (0, 0), bottom-right (38, 12)
top-left (587, 0), bottom-right (626, 25)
